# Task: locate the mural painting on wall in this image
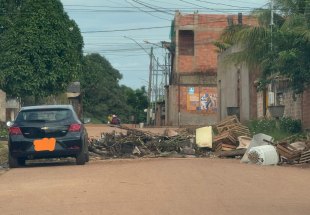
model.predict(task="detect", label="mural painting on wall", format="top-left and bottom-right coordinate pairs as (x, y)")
top-left (187, 87), bottom-right (217, 113)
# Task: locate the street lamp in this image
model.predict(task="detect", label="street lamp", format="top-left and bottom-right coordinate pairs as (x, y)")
top-left (124, 36), bottom-right (153, 126)
top-left (143, 40), bottom-right (163, 48)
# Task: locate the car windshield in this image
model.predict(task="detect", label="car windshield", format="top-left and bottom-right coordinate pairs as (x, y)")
top-left (15, 109), bottom-right (72, 122)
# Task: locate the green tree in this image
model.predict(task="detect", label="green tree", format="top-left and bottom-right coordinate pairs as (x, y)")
top-left (80, 53), bottom-right (148, 123)
top-left (79, 53), bottom-right (127, 122)
top-left (215, 0), bottom-right (310, 93)
top-left (0, 0), bottom-right (83, 99)
top-left (121, 85), bottom-right (148, 123)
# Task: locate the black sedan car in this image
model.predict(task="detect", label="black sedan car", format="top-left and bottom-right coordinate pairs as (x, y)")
top-left (7, 105), bottom-right (89, 168)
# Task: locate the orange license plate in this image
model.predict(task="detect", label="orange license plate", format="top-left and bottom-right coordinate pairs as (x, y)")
top-left (33, 138), bottom-right (56, 152)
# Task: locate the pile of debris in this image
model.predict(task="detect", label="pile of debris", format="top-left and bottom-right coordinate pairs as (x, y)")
top-left (88, 126), bottom-right (197, 159)
top-left (276, 140), bottom-right (310, 164)
top-left (213, 115), bottom-right (251, 152)
top-left (234, 132), bottom-right (310, 166)
top-left (88, 116), bottom-right (310, 166)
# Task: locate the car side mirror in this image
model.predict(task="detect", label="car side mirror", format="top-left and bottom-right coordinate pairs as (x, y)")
top-left (6, 121), bottom-right (14, 127)
top-left (83, 118), bottom-right (91, 124)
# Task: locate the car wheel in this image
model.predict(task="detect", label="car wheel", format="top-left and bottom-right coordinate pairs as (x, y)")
top-left (76, 149), bottom-right (86, 165)
top-left (85, 151), bottom-right (89, 162)
top-left (8, 153), bottom-right (19, 168)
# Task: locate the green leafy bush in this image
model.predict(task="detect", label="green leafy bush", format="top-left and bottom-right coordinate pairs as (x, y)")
top-left (248, 118), bottom-right (277, 134)
top-left (0, 123), bottom-right (8, 139)
top-left (279, 117), bottom-right (302, 133)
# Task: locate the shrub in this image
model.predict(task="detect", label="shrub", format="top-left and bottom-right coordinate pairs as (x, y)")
top-left (279, 117), bottom-right (302, 133)
top-left (248, 118), bottom-right (277, 134)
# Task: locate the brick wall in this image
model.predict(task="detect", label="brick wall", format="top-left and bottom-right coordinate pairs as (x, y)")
top-left (174, 13), bottom-right (256, 74)
top-left (282, 92), bottom-right (302, 119)
top-left (168, 12), bottom-right (256, 125)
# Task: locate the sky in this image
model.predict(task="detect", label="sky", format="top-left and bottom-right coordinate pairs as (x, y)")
top-left (61, 0), bottom-right (269, 89)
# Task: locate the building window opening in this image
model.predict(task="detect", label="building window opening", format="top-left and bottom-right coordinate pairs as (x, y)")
top-left (179, 30), bottom-right (194, 56)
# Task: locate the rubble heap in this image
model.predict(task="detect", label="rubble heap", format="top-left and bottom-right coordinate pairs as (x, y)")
top-left (88, 126), bottom-right (196, 159)
top-left (87, 116), bottom-right (310, 167)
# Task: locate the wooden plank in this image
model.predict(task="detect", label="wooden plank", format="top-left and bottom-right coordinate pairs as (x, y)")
top-left (217, 148), bottom-right (247, 158)
top-left (299, 150), bottom-right (310, 163)
top-left (276, 144), bottom-right (300, 155)
top-left (277, 145), bottom-right (295, 155)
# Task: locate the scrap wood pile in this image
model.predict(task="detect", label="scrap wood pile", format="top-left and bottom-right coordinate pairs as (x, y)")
top-left (213, 116), bottom-right (251, 155)
top-left (276, 138), bottom-right (310, 164)
top-left (88, 126), bottom-right (196, 158)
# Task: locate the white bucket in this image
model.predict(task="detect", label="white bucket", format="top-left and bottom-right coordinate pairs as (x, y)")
top-left (248, 145), bottom-right (279, 165)
top-left (241, 133), bottom-right (273, 163)
top-left (139, 123), bottom-right (144, 128)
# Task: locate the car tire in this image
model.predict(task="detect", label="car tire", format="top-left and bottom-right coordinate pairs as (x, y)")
top-left (8, 153), bottom-right (19, 168)
top-left (76, 149), bottom-right (86, 165)
top-left (85, 151), bottom-right (89, 162)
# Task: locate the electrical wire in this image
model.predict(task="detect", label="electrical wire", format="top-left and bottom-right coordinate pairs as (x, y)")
top-left (81, 26), bottom-right (171, 33)
top-left (131, 0), bottom-right (175, 15)
top-left (125, 0), bottom-right (171, 21)
top-left (193, 0), bottom-right (257, 9)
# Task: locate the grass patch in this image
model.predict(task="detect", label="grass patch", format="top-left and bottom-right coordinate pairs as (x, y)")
top-left (0, 141), bottom-right (8, 164)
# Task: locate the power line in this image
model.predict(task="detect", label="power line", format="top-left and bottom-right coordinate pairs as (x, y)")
top-left (131, 0), bottom-right (174, 15)
top-left (63, 3), bottom-right (260, 10)
top-left (230, 0), bottom-right (263, 6)
top-left (62, 3), bottom-right (261, 14)
top-left (91, 47), bottom-right (161, 52)
top-left (178, 0), bottom-right (224, 13)
top-left (63, 8), bottom-right (255, 13)
top-left (81, 26), bottom-right (171, 33)
top-left (193, 0), bottom-right (257, 9)
top-left (81, 16), bottom-right (254, 34)
top-left (124, 0), bottom-right (171, 21)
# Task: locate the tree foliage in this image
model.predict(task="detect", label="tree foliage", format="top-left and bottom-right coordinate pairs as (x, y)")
top-left (0, 0), bottom-right (83, 98)
top-left (79, 54), bottom-right (148, 123)
top-left (215, 0), bottom-right (310, 93)
top-left (120, 85), bottom-right (148, 123)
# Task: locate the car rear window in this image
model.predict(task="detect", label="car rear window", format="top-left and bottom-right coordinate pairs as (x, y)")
top-left (16, 109), bottom-right (72, 122)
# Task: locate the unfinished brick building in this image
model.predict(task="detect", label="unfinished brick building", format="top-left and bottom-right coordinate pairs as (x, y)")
top-left (166, 12), bottom-right (256, 126)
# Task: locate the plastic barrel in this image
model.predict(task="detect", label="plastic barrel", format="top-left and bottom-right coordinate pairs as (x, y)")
top-left (248, 145), bottom-right (279, 165)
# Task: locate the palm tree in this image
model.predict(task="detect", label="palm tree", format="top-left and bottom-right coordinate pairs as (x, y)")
top-left (215, 0), bottom-right (310, 93)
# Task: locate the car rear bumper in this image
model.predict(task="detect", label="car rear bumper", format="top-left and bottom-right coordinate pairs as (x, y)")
top-left (9, 137), bottom-right (84, 159)
top-left (11, 149), bottom-right (80, 159)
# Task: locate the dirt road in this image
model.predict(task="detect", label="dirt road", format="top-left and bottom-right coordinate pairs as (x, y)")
top-left (0, 158), bottom-right (310, 215)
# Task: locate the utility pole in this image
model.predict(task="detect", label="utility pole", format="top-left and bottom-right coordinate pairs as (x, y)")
top-left (147, 47), bottom-right (153, 125)
top-left (270, 0), bottom-right (278, 108)
top-left (153, 57), bottom-right (159, 126)
top-left (164, 53), bottom-right (168, 86)
top-left (123, 36), bottom-right (154, 126)
top-left (270, 0), bottom-right (274, 51)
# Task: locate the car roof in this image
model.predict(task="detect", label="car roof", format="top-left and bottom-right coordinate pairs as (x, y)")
top-left (21, 105), bottom-right (74, 111)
